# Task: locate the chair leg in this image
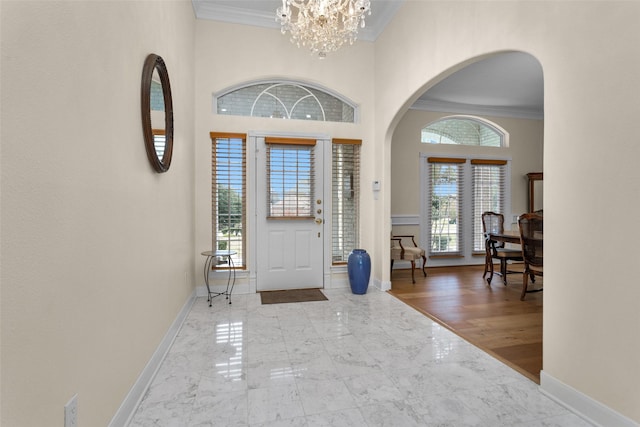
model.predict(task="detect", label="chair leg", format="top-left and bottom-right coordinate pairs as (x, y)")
top-left (487, 257), bottom-right (495, 284)
top-left (421, 255), bottom-right (427, 277)
top-left (390, 260), bottom-right (394, 279)
top-left (521, 269), bottom-right (529, 301)
top-left (483, 249), bottom-right (490, 278)
top-left (410, 260), bottom-right (416, 284)
top-left (501, 259), bottom-right (508, 285)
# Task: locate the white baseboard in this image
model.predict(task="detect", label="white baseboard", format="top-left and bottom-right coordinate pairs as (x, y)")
top-left (540, 370), bottom-right (639, 427)
top-left (374, 277), bottom-right (391, 291)
top-left (328, 280), bottom-right (350, 289)
top-left (109, 291), bottom-right (196, 427)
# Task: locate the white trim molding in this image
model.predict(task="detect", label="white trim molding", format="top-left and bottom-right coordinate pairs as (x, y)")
top-left (540, 371), bottom-right (639, 427)
top-left (191, 0), bottom-right (404, 42)
top-left (411, 99), bottom-right (544, 120)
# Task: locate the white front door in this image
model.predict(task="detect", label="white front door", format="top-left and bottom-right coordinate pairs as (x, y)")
top-left (256, 136), bottom-right (326, 291)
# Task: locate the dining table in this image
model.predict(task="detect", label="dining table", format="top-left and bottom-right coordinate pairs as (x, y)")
top-left (485, 230), bottom-right (522, 285)
top-left (489, 230), bottom-right (520, 245)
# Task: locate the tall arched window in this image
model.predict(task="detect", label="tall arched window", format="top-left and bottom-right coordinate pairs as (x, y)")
top-left (421, 116), bottom-right (506, 147)
top-left (216, 81), bottom-right (356, 123)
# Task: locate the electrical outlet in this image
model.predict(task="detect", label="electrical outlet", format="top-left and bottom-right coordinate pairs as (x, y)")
top-left (65, 394), bottom-right (78, 427)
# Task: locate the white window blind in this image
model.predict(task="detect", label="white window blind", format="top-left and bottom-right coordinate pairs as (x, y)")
top-left (265, 137), bottom-right (315, 218)
top-left (471, 160), bottom-right (507, 252)
top-left (211, 132), bottom-right (246, 268)
top-left (332, 139), bottom-right (361, 263)
top-left (427, 157), bottom-right (465, 256)
top-left (152, 129), bottom-right (166, 160)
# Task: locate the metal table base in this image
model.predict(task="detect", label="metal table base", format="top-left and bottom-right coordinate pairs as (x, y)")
top-left (201, 250), bottom-right (237, 307)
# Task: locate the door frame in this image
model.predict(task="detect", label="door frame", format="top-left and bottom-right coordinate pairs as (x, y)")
top-left (247, 131), bottom-right (333, 291)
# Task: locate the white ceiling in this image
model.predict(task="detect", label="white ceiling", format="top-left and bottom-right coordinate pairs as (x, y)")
top-left (415, 52), bottom-right (544, 119)
top-left (192, 1), bottom-right (544, 119)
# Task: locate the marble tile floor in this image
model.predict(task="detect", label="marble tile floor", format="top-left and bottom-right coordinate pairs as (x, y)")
top-left (129, 289), bottom-right (593, 427)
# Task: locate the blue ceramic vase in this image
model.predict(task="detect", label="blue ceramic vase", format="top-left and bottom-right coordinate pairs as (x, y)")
top-left (348, 249), bottom-right (371, 294)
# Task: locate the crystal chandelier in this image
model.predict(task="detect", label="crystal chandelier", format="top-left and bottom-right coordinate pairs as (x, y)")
top-left (276, 0), bottom-right (371, 58)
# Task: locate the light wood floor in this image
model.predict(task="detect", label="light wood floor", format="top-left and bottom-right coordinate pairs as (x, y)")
top-left (388, 264), bottom-right (543, 383)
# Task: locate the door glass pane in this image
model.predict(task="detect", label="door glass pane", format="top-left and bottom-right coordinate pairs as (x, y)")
top-left (267, 145), bottom-right (315, 218)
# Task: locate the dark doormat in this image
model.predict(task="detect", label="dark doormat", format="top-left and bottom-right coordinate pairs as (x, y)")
top-left (260, 288), bottom-right (328, 305)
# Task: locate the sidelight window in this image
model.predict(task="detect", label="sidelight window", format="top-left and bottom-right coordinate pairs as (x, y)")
top-left (210, 132), bottom-right (246, 268)
top-left (331, 139), bottom-right (361, 263)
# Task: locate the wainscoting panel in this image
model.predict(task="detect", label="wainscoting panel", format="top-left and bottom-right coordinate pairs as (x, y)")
top-left (391, 214), bottom-right (420, 226)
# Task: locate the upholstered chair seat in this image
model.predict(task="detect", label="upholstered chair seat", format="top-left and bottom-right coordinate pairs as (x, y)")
top-left (391, 235), bottom-right (427, 284)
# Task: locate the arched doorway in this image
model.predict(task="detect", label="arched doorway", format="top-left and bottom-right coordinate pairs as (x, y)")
top-left (387, 51), bottom-right (544, 382)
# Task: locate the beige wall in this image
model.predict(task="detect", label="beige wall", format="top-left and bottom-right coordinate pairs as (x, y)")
top-left (375, 1), bottom-right (640, 423)
top-left (391, 109), bottom-right (544, 265)
top-left (1, 1), bottom-right (196, 425)
top-left (194, 20), bottom-right (378, 288)
top-left (2, 0), bottom-right (639, 425)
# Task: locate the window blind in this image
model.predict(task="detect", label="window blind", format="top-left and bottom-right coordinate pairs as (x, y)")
top-left (427, 157), bottom-right (465, 256)
top-left (152, 129), bottom-right (166, 161)
top-left (210, 132), bottom-right (246, 268)
top-left (332, 139), bottom-right (361, 263)
top-left (265, 137), bottom-right (315, 218)
top-left (471, 159), bottom-right (507, 252)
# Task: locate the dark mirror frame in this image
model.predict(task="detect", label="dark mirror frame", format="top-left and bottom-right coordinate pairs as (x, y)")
top-left (141, 54), bottom-right (174, 173)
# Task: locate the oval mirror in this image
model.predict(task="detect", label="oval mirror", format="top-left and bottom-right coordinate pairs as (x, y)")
top-left (141, 54), bottom-right (173, 173)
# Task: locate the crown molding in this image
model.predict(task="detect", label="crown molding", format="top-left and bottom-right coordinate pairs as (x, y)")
top-left (192, 1), bottom-right (280, 30)
top-left (410, 99), bottom-right (544, 120)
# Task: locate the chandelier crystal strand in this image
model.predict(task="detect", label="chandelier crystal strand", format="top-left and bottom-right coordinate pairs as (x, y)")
top-left (277, 0), bottom-right (371, 58)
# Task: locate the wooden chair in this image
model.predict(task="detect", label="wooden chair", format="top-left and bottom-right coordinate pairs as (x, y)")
top-left (391, 235), bottom-right (427, 283)
top-left (482, 211), bottom-right (523, 285)
top-left (518, 213), bottom-right (543, 300)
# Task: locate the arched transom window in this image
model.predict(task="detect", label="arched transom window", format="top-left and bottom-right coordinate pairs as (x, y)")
top-left (421, 116), bottom-right (505, 147)
top-left (216, 81), bottom-right (356, 123)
